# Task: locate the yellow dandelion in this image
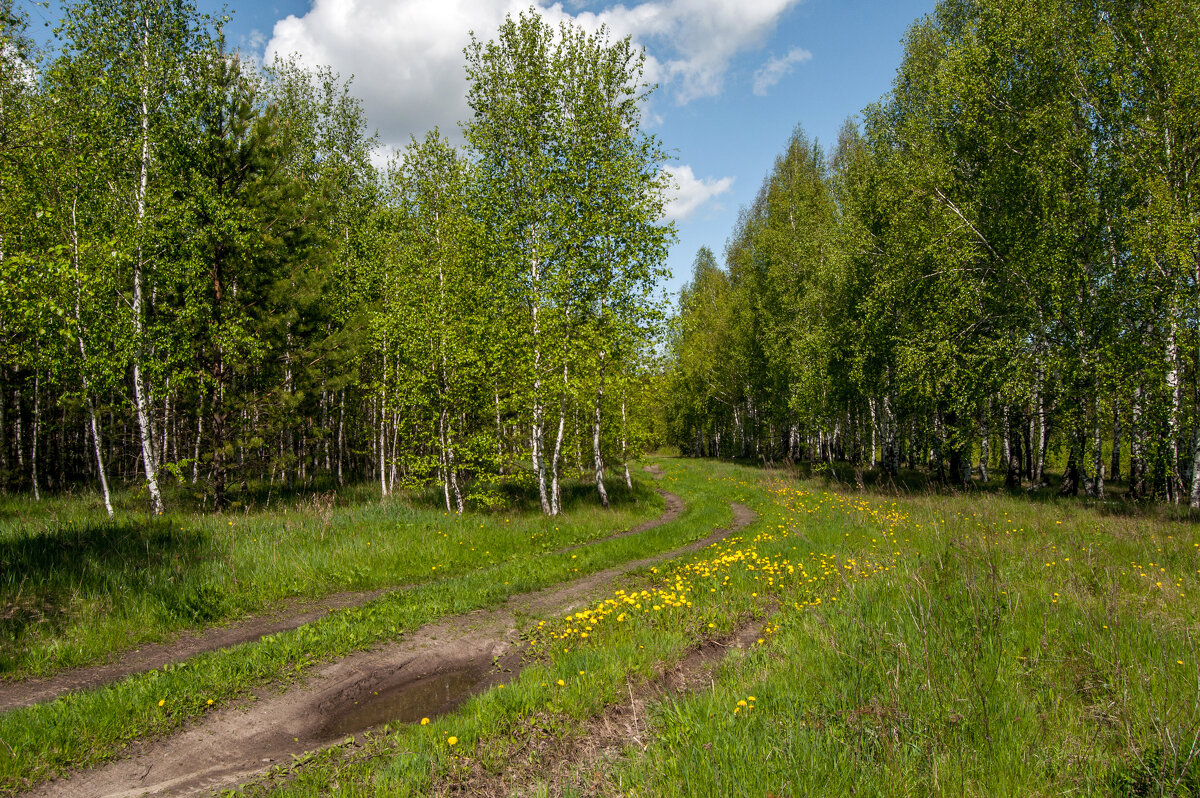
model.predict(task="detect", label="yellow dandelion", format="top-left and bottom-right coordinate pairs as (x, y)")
top-left (158, 699), bottom-right (165, 707)
top-left (448, 736), bottom-right (458, 746)
top-left (421, 717), bottom-right (430, 725)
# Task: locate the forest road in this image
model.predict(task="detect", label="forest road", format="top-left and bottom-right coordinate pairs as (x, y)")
top-left (23, 497), bottom-right (756, 797)
top-left (0, 484), bottom-right (682, 714)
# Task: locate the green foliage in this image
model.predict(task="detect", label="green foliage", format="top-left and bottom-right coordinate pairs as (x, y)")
top-left (665, 0), bottom-right (1200, 503)
top-left (0, 3), bottom-right (669, 512)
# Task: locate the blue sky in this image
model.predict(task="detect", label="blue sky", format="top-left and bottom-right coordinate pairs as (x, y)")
top-left (27, 0), bottom-right (937, 297)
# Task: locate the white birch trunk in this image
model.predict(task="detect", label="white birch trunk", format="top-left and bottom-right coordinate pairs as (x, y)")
top-left (191, 392), bottom-right (204, 484)
top-left (550, 359), bottom-right (568, 516)
top-left (1167, 315), bottom-right (1183, 502)
top-left (1111, 403), bottom-right (1121, 483)
top-left (621, 390), bottom-right (631, 490)
top-left (1190, 416), bottom-right (1200, 508)
top-left (869, 398), bottom-right (877, 467)
top-left (13, 386), bottom-right (21, 470)
top-left (593, 349), bottom-right (609, 509)
top-left (1002, 405), bottom-right (1014, 484)
top-left (379, 349), bottom-right (388, 499)
top-left (30, 371), bottom-right (39, 501)
top-left (337, 389), bottom-right (345, 487)
top-left (979, 399), bottom-right (990, 483)
top-left (530, 252), bottom-right (550, 515)
top-left (1091, 395), bottom-right (1105, 499)
top-left (1131, 386), bottom-right (1144, 495)
top-left (131, 17), bottom-right (164, 514)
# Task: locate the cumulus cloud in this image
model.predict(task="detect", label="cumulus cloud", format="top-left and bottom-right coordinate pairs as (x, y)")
top-left (664, 164), bottom-right (734, 222)
top-left (751, 46), bottom-right (812, 95)
top-left (574, 0), bottom-right (802, 104)
top-left (265, 0), bottom-right (806, 150)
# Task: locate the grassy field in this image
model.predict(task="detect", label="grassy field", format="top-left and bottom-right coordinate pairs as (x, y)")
top-left (236, 459), bottom-right (1198, 797)
top-left (2, 459), bottom-right (1199, 796)
top-left (0, 465), bottom-right (746, 793)
top-left (0, 480), bottom-right (658, 678)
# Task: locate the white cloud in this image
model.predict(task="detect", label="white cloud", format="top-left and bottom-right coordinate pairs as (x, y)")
top-left (751, 46), bottom-right (812, 95)
top-left (265, 0), bottom-right (806, 149)
top-left (664, 164), bottom-right (734, 222)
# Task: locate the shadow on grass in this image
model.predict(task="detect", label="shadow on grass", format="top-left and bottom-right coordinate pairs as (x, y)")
top-left (0, 518), bottom-right (226, 670)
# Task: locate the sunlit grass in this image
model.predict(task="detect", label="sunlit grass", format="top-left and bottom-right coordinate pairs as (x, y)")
top-left (240, 459), bottom-right (1200, 797)
top-left (0, 479), bottom-right (658, 677)
top-left (0, 463), bottom-right (747, 794)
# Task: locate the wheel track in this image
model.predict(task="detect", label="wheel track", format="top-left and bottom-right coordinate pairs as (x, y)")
top-left (0, 488), bottom-right (682, 713)
top-left (22, 498), bottom-right (757, 798)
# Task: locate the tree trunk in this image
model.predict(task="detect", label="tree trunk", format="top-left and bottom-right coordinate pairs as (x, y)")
top-left (132, 17), bottom-right (164, 514)
top-left (0, 369), bottom-right (7, 491)
top-left (593, 350), bottom-right (609, 509)
top-left (379, 349), bottom-right (388, 499)
top-left (192, 392), bottom-right (204, 484)
top-left (1059, 436), bottom-right (1082, 497)
top-left (30, 371), bottom-right (40, 501)
top-left (1190, 408), bottom-right (1200, 508)
top-left (530, 251), bottom-right (550, 514)
top-left (1111, 402), bottom-right (1121, 483)
top-left (1131, 386), bottom-right (1145, 498)
top-left (337, 388), bottom-right (345, 487)
top-left (160, 379), bottom-right (171, 469)
top-left (621, 389), bottom-right (632, 490)
top-left (1089, 395), bottom-right (1105, 499)
top-left (1034, 386), bottom-right (1047, 486)
top-left (1166, 316), bottom-right (1182, 502)
top-left (550, 359), bottom-right (568, 516)
top-left (979, 399), bottom-right (990, 483)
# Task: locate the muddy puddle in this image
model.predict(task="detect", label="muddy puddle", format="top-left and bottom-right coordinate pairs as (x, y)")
top-left (318, 655), bottom-right (521, 739)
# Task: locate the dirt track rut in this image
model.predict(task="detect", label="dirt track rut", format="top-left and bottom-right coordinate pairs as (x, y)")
top-left (23, 496), bottom-right (756, 798)
top-left (1, 489), bottom-right (683, 713)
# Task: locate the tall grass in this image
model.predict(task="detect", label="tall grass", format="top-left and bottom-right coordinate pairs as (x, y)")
top-left (0, 463), bottom-right (749, 794)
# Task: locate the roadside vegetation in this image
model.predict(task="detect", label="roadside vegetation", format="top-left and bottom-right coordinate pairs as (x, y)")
top-left (223, 457), bottom-right (1199, 797)
top-left (0, 480), bottom-right (659, 679)
top-left (0, 462), bottom-right (748, 794)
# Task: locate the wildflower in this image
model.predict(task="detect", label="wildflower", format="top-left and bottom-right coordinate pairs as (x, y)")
top-left (206, 699), bottom-right (213, 706)
top-left (448, 736), bottom-right (458, 746)
top-left (158, 699), bottom-right (165, 707)
top-left (557, 679), bottom-right (565, 686)
top-left (421, 717), bottom-right (430, 725)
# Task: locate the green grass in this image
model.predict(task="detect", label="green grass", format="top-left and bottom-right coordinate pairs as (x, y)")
top-left (0, 478), bottom-right (656, 677)
top-left (0, 464), bottom-right (748, 794)
top-left (225, 458), bottom-right (1200, 797)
